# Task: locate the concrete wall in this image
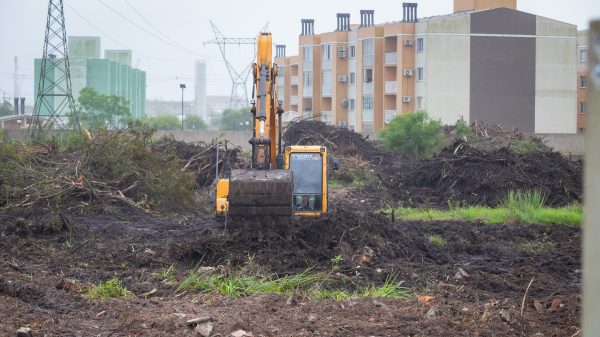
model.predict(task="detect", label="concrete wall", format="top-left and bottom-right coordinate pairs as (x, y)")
top-left (537, 133), bottom-right (584, 155)
top-left (419, 14), bottom-right (472, 125)
top-left (535, 17), bottom-right (578, 134)
top-left (1, 129), bottom-right (253, 151)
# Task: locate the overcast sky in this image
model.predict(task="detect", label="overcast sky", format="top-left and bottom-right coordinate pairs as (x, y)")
top-left (0, 0), bottom-right (598, 104)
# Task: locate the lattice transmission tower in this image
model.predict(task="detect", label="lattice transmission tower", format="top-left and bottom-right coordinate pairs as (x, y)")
top-left (205, 21), bottom-right (269, 109)
top-left (31, 0), bottom-right (80, 138)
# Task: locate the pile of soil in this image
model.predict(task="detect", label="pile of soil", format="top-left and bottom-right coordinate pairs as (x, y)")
top-left (386, 141), bottom-right (582, 207)
top-left (283, 120), bottom-right (404, 174)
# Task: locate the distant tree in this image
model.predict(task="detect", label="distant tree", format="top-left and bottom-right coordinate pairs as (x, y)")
top-left (378, 111), bottom-right (444, 159)
top-left (219, 108), bottom-right (252, 131)
top-left (77, 87), bottom-right (131, 128)
top-left (0, 100), bottom-right (13, 117)
top-left (184, 115), bottom-right (208, 131)
top-left (142, 115), bottom-right (181, 130)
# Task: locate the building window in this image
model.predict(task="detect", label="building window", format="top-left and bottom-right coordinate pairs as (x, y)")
top-left (322, 70), bottom-right (332, 92)
top-left (322, 44), bottom-right (332, 60)
top-left (580, 102), bottom-right (587, 114)
top-left (303, 71), bottom-right (312, 88)
top-left (416, 38), bottom-right (424, 53)
top-left (580, 49), bottom-right (588, 63)
top-left (580, 128), bottom-right (586, 134)
top-left (417, 67), bottom-right (424, 81)
top-left (303, 46), bottom-right (313, 62)
top-left (363, 96), bottom-right (374, 111)
top-left (362, 39), bottom-right (374, 56)
top-left (417, 96), bottom-right (423, 110)
top-left (364, 68), bottom-right (373, 83)
top-left (349, 72), bottom-right (356, 85)
top-left (580, 76), bottom-right (588, 88)
top-left (349, 45), bottom-right (356, 58)
top-left (349, 98), bottom-right (356, 111)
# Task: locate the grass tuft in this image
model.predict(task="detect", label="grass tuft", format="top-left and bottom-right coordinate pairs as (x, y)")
top-left (86, 277), bottom-right (133, 300)
top-left (427, 235), bottom-right (447, 246)
top-left (177, 269), bottom-right (410, 301)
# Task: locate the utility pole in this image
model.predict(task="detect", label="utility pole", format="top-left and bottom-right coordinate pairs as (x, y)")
top-left (30, 0), bottom-right (80, 138)
top-left (180, 83), bottom-right (186, 131)
top-left (13, 56), bottom-right (19, 99)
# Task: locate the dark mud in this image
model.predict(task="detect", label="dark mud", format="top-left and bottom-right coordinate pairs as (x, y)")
top-left (0, 205), bottom-right (580, 336)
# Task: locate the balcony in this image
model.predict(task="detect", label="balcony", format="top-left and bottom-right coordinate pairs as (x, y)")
top-left (303, 88), bottom-right (313, 97)
top-left (321, 85), bottom-right (332, 97)
top-left (363, 55), bottom-right (374, 67)
top-left (290, 95), bottom-right (299, 105)
top-left (322, 59), bottom-right (332, 70)
top-left (385, 52), bottom-right (397, 65)
top-left (362, 82), bottom-right (373, 94)
top-left (321, 111), bottom-right (334, 125)
top-left (361, 121), bottom-right (374, 133)
top-left (385, 81), bottom-right (397, 94)
top-left (291, 76), bottom-right (299, 86)
top-left (384, 110), bottom-right (397, 124)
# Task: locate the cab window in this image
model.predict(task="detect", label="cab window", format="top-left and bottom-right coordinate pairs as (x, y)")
top-left (290, 152), bottom-right (322, 211)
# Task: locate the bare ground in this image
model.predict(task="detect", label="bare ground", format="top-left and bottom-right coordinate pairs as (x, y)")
top-left (0, 199), bottom-right (581, 337)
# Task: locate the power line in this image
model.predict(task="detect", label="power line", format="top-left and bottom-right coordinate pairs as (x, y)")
top-left (64, 1), bottom-right (189, 62)
top-left (96, 0), bottom-right (202, 57)
top-left (122, 0), bottom-right (192, 54)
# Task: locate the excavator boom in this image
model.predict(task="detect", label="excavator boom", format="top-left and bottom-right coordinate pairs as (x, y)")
top-left (222, 32), bottom-right (294, 217)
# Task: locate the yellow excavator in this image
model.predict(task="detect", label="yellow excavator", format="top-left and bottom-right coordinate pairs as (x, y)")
top-left (214, 32), bottom-right (334, 219)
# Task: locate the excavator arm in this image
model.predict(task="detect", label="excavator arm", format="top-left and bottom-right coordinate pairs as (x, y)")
top-left (219, 32), bottom-right (294, 218)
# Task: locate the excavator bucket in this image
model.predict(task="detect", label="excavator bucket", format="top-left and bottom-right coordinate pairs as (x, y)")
top-left (227, 169), bottom-right (294, 217)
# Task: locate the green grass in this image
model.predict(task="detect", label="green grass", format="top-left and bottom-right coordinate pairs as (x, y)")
top-left (392, 204), bottom-right (581, 226)
top-left (177, 270), bottom-right (410, 301)
top-left (390, 191), bottom-right (581, 226)
top-left (86, 277), bottom-right (133, 300)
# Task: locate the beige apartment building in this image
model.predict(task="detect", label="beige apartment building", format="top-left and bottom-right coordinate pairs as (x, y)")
top-left (275, 0), bottom-right (582, 134)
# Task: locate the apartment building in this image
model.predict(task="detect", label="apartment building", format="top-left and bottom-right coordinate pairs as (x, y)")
top-left (578, 30), bottom-right (589, 133)
top-left (275, 0), bottom-right (580, 134)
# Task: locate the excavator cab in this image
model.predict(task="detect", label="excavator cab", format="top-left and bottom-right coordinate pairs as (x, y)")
top-left (213, 32), bottom-right (333, 221)
top-left (285, 146), bottom-right (328, 217)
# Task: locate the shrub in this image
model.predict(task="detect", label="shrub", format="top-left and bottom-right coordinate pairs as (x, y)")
top-left (378, 111), bottom-right (444, 159)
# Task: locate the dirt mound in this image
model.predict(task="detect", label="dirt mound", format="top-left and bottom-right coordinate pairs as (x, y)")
top-left (283, 120), bottom-right (404, 174)
top-left (386, 141), bottom-right (582, 207)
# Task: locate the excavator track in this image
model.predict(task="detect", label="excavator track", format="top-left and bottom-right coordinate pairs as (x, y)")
top-left (227, 169), bottom-right (294, 217)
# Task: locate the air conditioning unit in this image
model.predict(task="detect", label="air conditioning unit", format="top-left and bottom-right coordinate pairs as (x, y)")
top-left (338, 74), bottom-right (348, 82)
top-left (340, 98), bottom-right (349, 108)
top-left (403, 96), bottom-right (411, 103)
top-left (404, 39), bottom-right (414, 46)
top-left (403, 68), bottom-right (413, 77)
top-left (338, 46), bottom-right (347, 52)
top-left (338, 50), bottom-right (347, 58)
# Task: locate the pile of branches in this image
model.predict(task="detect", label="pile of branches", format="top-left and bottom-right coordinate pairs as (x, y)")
top-left (0, 129), bottom-right (199, 212)
top-left (386, 141), bottom-right (582, 207)
top-left (153, 136), bottom-right (243, 187)
top-left (283, 120), bottom-right (404, 174)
